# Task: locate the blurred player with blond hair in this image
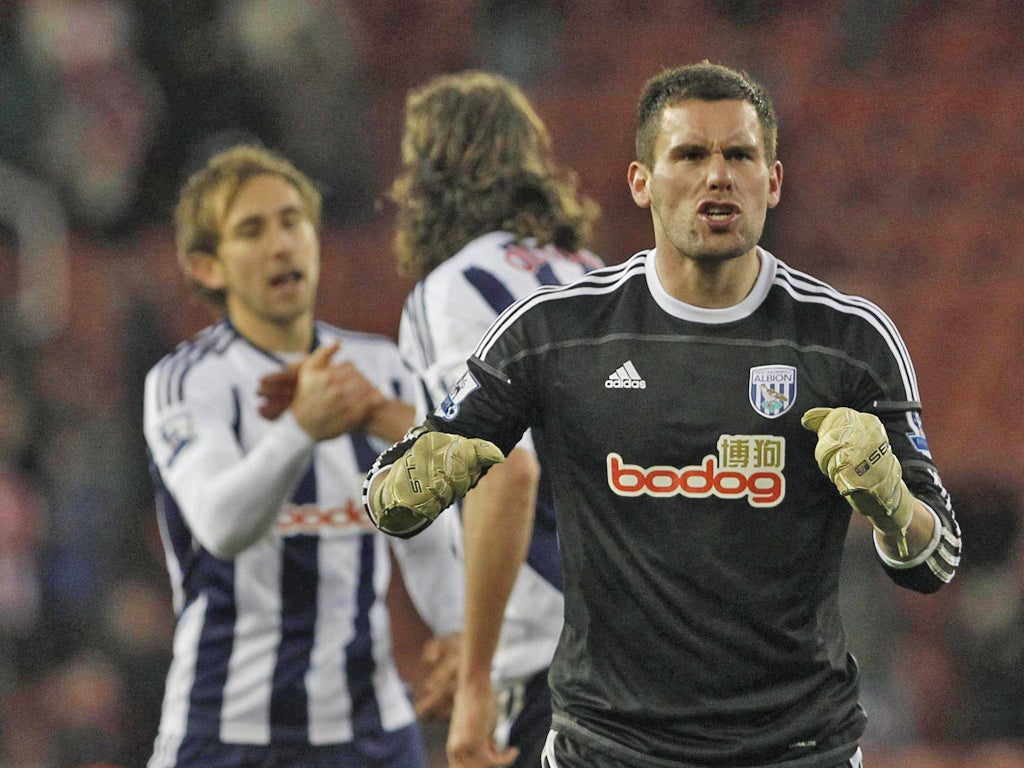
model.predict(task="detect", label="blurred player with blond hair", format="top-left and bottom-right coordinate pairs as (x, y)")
top-left (143, 144), bottom-right (461, 768)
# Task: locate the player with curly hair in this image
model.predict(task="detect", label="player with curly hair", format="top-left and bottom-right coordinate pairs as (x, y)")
top-left (391, 71), bottom-right (602, 768)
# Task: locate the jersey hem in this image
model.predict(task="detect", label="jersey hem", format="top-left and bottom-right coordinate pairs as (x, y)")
top-left (551, 714), bottom-right (859, 768)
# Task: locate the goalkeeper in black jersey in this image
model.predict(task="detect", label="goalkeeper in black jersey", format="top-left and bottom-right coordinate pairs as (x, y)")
top-left (364, 62), bottom-right (961, 768)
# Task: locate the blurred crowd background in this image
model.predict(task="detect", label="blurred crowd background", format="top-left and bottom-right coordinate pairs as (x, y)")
top-left (0, 1), bottom-right (1022, 766)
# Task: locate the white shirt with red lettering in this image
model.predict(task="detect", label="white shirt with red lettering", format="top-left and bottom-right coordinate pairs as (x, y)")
top-left (143, 319), bottom-right (462, 756)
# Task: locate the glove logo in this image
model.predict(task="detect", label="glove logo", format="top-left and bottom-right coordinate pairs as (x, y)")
top-left (854, 441), bottom-right (889, 476)
top-left (749, 365), bottom-right (797, 419)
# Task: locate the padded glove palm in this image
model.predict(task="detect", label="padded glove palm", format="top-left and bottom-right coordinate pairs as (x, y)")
top-left (801, 407), bottom-right (913, 557)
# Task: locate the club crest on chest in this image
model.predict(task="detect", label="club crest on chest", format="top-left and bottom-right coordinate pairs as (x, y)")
top-left (749, 365), bottom-right (797, 419)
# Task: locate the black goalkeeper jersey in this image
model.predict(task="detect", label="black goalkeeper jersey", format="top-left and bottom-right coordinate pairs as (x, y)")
top-left (420, 249), bottom-right (960, 768)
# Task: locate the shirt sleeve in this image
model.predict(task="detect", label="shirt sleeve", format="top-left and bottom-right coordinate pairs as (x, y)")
top-left (873, 407), bottom-right (961, 593)
top-left (144, 362), bottom-right (316, 559)
top-left (852, 310), bottom-right (962, 593)
top-left (425, 354), bottom-right (534, 456)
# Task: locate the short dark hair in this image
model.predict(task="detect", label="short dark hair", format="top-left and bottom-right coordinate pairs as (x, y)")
top-left (635, 61), bottom-right (778, 167)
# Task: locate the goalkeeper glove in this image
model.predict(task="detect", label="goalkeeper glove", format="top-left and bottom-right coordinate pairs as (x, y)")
top-left (801, 407), bottom-right (914, 557)
top-left (371, 431), bottom-right (505, 536)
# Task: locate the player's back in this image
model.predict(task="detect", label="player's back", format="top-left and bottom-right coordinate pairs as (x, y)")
top-left (399, 231), bottom-right (602, 685)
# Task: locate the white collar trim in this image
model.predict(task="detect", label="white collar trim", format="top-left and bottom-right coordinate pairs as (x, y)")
top-left (645, 246), bottom-right (777, 324)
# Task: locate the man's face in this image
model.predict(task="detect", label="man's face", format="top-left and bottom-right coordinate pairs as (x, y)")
top-left (209, 174), bottom-right (320, 339)
top-left (629, 98), bottom-right (782, 264)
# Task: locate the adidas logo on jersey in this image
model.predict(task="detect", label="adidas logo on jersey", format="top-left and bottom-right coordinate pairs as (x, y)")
top-left (605, 360), bottom-right (646, 389)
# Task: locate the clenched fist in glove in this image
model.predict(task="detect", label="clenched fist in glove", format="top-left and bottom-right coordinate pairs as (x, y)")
top-left (369, 431), bottom-right (505, 537)
top-left (801, 407), bottom-right (914, 557)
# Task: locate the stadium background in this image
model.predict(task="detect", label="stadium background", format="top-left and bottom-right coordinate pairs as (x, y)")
top-left (0, 1), bottom-right (1022, 766)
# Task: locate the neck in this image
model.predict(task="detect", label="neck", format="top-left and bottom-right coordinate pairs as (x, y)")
top-left (654, 248), bottom-right (761, 309)
top-left (229, 313), bottom-right (314, 353)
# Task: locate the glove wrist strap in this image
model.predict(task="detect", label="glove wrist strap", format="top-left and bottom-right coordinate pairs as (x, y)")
top-left (871, 480), bottom-right (914, 558)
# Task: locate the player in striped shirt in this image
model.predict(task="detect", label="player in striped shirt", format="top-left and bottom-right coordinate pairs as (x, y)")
top-left (364, 62), bottom-right (961, 768)
top-left (389, 71), bottom-right (602, 768)
top-left (143, 145), bottom-right (462, 768)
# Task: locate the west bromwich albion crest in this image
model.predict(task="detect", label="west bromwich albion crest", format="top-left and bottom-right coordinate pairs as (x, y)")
top-left (749, 365), bottom-right (797, 419)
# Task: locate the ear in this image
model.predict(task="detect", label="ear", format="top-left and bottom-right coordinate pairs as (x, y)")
top-left (767, 160), bottom-right (783, 209)
top-left (627, 161), bottom-right (652, 209)
top-left (186, 251), bottom-right (226, 291)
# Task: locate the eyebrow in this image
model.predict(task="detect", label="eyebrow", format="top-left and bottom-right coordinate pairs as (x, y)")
top-left (228, 204), bottom-right (304, 233)
top-left (668, 142), bottom-right (707, 157)
top-left (668, 140), bottom-right (760, 157)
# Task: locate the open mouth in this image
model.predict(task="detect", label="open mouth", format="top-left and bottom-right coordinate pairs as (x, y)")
top-left (269, 270), bottom-right (303, 287)
top-left (698, 201), bottom-right (740, 222)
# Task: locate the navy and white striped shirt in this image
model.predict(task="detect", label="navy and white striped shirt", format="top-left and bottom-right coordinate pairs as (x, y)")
top-left (398, 231), bottom-right (602, 686)
top-left (144, 319), bottom-right (462, 761)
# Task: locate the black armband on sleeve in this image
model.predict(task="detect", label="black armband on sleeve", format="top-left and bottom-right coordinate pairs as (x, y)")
top-left (865, 399), bottom-right (922, 415)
